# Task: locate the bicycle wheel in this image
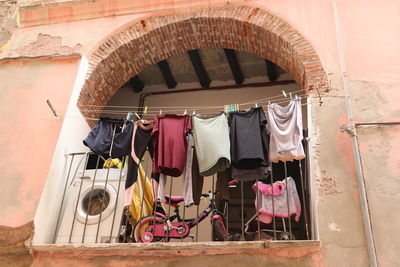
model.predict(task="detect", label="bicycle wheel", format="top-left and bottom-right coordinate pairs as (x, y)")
top-left (212, 218), bottom-right (228, 241)
top-left (133, 215), bottom-right (166, 243)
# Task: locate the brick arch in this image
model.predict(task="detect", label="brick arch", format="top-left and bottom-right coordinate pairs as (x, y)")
top-left (78, 5), bottom-right (328, 125)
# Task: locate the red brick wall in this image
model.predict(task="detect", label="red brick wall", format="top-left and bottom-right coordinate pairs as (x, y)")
top-left (78, 5), bottom-right (328, 126)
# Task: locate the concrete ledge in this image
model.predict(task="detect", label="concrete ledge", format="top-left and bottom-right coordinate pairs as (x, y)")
top-left (32, 240), bottom-right (321, 252)
top-left (30, 241), bottom-right (322, 266)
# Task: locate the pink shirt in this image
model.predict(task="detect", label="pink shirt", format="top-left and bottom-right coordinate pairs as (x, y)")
top-left (152, 114), bottom-right (192, 177)
top-left (252, 177), bottom-right (301, 223)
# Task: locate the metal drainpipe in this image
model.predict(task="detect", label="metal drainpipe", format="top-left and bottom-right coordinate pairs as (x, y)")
top-left (332, 0), bottom-right (378, 266)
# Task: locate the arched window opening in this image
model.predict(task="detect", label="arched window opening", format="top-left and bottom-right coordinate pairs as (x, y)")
top-left (53, 48), bottom-right (312, 244)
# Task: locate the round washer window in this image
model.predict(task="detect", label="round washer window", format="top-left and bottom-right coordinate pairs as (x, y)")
top-left (82, 189), bottom-right (110, 216)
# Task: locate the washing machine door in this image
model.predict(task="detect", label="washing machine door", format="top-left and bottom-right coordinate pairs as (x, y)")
top-left (74, 183), bottom-right (118, 225)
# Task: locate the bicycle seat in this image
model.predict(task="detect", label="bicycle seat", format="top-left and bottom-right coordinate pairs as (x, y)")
top-left (164, 195), bottom-right (184, 207)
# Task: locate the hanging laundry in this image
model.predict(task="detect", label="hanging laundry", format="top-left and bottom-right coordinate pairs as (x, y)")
top-left (229, 107), bottom-right (269, 181)
top-left (190, 112), bottom-right (231, 210)
top-left (83, 117), bottom-right (124, 155)
top-left (214, 167), bottom-right (231, 210)
top-left (157, 133), bottom-right (194, 206)
top-left (252, 177), bottom-right (301, 223)
top-left (192, 112), bottom-right (230, 176)
top-left (124, 122), bottom-right (158, 207)
top-left (191, 149), bottom-right (230, 206)
top-left (129, 164), bottom-right (154, 226)
top-left (231, 166), bottom-right (270, 182)
top-left (110, 121), bottom-right (134, 158)
top-left (152, 114), bottom-right (192, 177)
top-left (181, 132), bottom-right (194, 206)
top-left (191, 147), bottom-right (203, 205)
top-left (267, 96), bottom-right (305, 163)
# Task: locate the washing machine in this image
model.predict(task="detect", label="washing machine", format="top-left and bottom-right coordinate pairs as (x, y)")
top-left (55, 168), bottom-right (126, 244)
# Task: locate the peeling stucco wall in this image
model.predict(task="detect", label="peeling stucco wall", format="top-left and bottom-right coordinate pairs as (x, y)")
top-left (308, 83), bottom-right (370, 266)
top-left (0, 2), bottom-right (18, 57)
top-left (9, 33), bottom-right (81, 57)
top-left (356, 123), bottom-right (400, 267)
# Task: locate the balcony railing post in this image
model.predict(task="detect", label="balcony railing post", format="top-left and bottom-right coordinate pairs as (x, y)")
top-left (108, 156), bottom-right (126, 243)
top-left (81, 154), bottom-right (101, 243)
top-left (69, 153), bottom-right (89, 243)
top-left (270, 164), bottom-right (277, 239)
top-left (52, 154), bottom-right (75, 244)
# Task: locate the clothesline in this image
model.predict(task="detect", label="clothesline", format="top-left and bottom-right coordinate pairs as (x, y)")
top-left (78, 94), bottom-right (346, 116)
top-left (81, 101), bottom-right (312, 121)
top-left (80, 96), bottom-right (308, 117)
top-left (77, 95), bottom-right (345, 115)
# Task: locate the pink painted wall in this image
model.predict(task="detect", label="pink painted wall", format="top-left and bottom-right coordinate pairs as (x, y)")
top-left (0, 57), bottom-right (79, 226)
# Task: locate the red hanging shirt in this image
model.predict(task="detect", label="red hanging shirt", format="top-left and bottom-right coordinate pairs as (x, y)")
top-left (152, 114), bottom-right (192, 177)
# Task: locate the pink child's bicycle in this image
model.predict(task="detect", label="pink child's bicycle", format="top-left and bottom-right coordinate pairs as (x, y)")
top-left (133, 181), bottom-right (239, 243)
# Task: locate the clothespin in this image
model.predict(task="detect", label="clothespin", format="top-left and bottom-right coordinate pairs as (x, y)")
top-left (126, 112), bottom-right (133, 122)
top-left (236, 104), bottom-right (240, 111)
top-left (282, 90), bottom-right (287, 98)
top-left (268, 100), bottom-right (271, 105)
top-left (255, 103), bottom-right (258, 107)
top-left (143, 106), bottom-right (148, 115)
top-left (159, 109), bottom-right (162, 115)
top-left (192, 110), bottom-right (196, 115)
top-left (135, 113), bottom-right (141, 120)
top-left (289, 92), bottom-right (293, 100)
top-left (184, 110), bottom-right (187, 115)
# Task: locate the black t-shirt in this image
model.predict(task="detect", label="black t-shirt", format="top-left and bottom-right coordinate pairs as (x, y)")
top-left (125, 124), bottom-right (159, 190)
top-left (229, 107), bottom-right (269, 169)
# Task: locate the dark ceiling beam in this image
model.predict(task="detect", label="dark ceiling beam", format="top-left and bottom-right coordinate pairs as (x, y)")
top-left (265, 59), bottom-right (279, 81)
top-left (157, 60), bottom-right (177, 89)
top-left (187, 49), bottom-right (211, 88)
top-left (223, 49), bottom-right (244, 84)
top-left (127, 75), bottom-right (145, 93)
